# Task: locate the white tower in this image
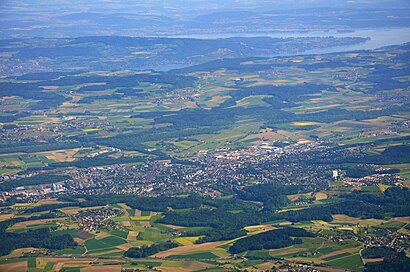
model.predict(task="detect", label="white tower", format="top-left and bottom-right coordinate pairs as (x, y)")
top-left (332, 170), bottom-right (339, 180)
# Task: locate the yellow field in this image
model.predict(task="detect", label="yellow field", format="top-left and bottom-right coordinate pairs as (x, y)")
top-left (174, 236), bottom-right (201, 246)
top-left (314, 220), bottom-right (329, 225)
top-left (315, 192), bottom-right (328, 201)
top-left (131, 51), bottom-right (152, 55)
top-left (82, 128), bottom-right (100, 132)
top-left (12, 203), bottom-right (38, 208)
top-left (292, 121), bottom-right (318, 126)
top-left (379, 184), bottom-right (390, 192)
top-left (127, 231), bottom-right (139, 241)
top-left (130, 216), bottom-right (152, 221)
top-left (244, 224), bottom-right (275, 233)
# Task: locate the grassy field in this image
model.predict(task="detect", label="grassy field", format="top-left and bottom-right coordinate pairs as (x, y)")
top-left (326, 254), bottom-right (364, 271)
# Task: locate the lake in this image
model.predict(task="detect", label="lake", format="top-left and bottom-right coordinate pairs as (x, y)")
top-left (148, 27), bottom-right (410, 71)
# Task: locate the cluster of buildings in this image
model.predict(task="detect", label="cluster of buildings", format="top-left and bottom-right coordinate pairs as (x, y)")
top-left (155, 87), bottom-right (199, 105)
top-left (72, 207), bottom-right (122, 231)
top-left (1, 139), bottom-right (404, 203)
top-left (359, 229), bottom-right (410, 252)
top-left (0, 125), bottom-right (61, 144)
top-left (346, 173), bottom-right (403, 187)
top-left (45, 141), bottom-right (335, 198)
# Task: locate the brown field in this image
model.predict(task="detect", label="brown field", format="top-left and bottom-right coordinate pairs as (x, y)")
top-left (54, 261), bottom-right (65, 271)
top-left (364, 258), bottom-right (384, 264)
top-left (163, 224), bottom-right (185, 230)
top-left (39, 148), bottom-right (80, 163)
top-left (180, 261), bottom-right (215, 270)
top-left (77, 231), bottom-right (94, 239)
top-left (10, 217), bottom-right (67, 229)
top-left (315, 192), bottom-right (328, 201)
top-left (74, 238), bottom-right (85, 245)
top-left (287, 193), bottom-right (311, 201)
top-left (116, 244), bottom-right (133, 251)
top-left (394, 217), bottom-right (410, 223)
top-left (40, 86), bottom-right (59, 90)
top-left (0, 261), bottom-right (27, 272)
top-left (256, 262), bottom-right (275, 270)
top-left (152, 242), bottom-right (223, 258)
top-left (182, 101), bottom-right (197, 108)
top-left (140, 221), bottom-right (151, 228)
top-left (0, 214), bottom-right (14, 222)
top-left (121, 221), bottom-right (131, 227)
top-left (81, 265), bottom-right (122, 272)
top-left (37, 198), bottom-right (63, 205)
top-left (206, 95), bottom-right (231, 107)
top-left (61, 206), bottom-right (105, 215)
top-left (127, 231), bottom-right (139, 241)
top-left (134, 209), bottom-right (142, 217)
top-left (44, 258), bottom-right (75, 271)
top-left (3, 247), bottom-right (41, 258)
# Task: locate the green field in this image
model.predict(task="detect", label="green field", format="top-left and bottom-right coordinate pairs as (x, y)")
top-left (326, 254), bottom-right (364, 271)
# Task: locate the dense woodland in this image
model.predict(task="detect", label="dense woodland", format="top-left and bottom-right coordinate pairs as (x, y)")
top-left (229, 228), bottom-right (314, 254)
top-left (124, 241), bottom-right (178, 258)
top-left (363, 248), bottom-right (410, 272)
top-left (0, 213), bottom-right (76, 256)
